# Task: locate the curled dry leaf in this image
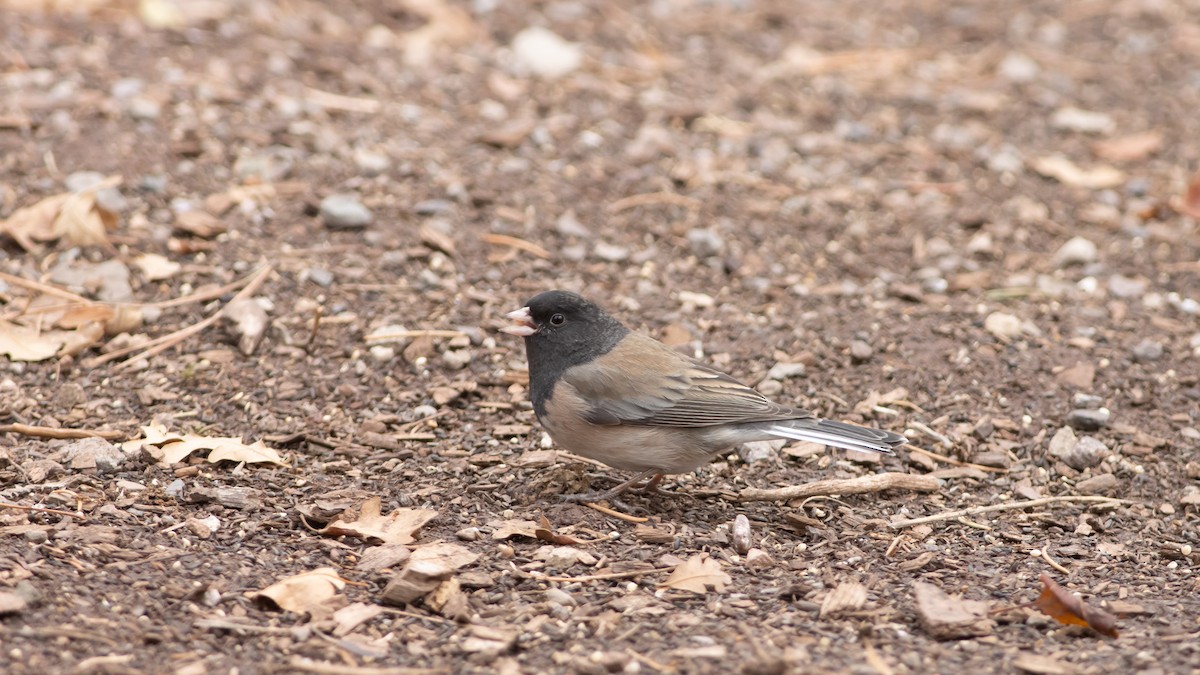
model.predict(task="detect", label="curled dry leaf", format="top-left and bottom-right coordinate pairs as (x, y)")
top-left (252, 567), bottom-right (345, 614)
top-left (222, 297), bottom-right (269, 355)
top-left (535, 514), bottom-right (583, 545)
top-left (0, 319), bottom-right (104, 362)
top-left (121, 422), bottom-right (288, 467)
top-left (660, 553), bottom-right (731, 594)
top-left (318, 496), bottom-right (437, 545)
top-left (1034, 573), bottom-right (1120, 638)
top-left (133, 253), bottom-right (182, 281)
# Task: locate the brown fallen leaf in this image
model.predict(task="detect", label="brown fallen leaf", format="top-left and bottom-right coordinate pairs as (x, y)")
top-left (252, 567), bottom-right (345, 614)
top-left (0, 320), bottom-right (74, 361)
top-left (912, 581), bottom-right (994, 640)
top-left (535, 514), bottom-right (583, 545)
top-left (1033, 573), bottom-right (1120, 638)
top-left (319, 496), bottom-right (437, 545)
top-left (379, 542), bottom-right (480, 605)
top-left (659, 553), bottom-right (730, 594)
top-left (121, 422), bottom-right (288, 467)
top-left (0, 193), bottom-right (69, 250)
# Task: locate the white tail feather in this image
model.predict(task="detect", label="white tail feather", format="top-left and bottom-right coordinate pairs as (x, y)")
top-left (766, 425), bottom-right (895, 454)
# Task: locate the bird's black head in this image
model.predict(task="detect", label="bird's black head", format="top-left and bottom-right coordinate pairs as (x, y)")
top-left (500, 290), bottom-right (629, 413)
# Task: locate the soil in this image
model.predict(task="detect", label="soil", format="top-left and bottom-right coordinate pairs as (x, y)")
top-left (1, 1), bottom-right (1199, 673)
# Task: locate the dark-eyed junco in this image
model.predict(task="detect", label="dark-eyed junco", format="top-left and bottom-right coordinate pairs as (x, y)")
top-left (500, 290), bottom-right (906, 501)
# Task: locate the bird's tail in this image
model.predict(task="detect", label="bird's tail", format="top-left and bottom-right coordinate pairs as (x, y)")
top-left (765, 419), bottom-right (906, 455)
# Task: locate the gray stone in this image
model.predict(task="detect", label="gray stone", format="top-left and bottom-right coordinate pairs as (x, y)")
top-left (320, 194), bottom-right (373, 229)
top-left (1107, 274), bottom-right (1146, 299)
top-left (766, 362), bottom-right (806, 381)
top-left (687, 228), bottom-right (725, 258)
top-left (66, 171), bottom-right (127, 212)
top-left (306, 267), bottom-right (334, 287)
top-left (1131, 339), bottom-right (1163, 362)
top-left (1067, 408), bottom-right (1111, 431)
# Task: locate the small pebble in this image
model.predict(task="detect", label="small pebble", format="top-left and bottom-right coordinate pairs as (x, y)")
top-left (306, 267), bottom-right (334, 287)
top-left (849, 340), bottom-right (873, 362)
top-left (1076, 473), bottom-right (1118, 495)
top-left (592, 242), bottom-right (629, 262)
top-left (456, 527), bottom-right (480, 541)
top-left (320, 194), bottom-right (373, 229)
top-left (164, 479), bottom-right (186, 498)
top-left (1131, 339), bottom-right (1163, 362)
top-left (1053, 236), bottom-right (1098, 266)
top-left (511, 26), bottom-right (583, 79)
top-left (1067, 408), bottom-right (1110, 431)
top-left (686, 228), bottom-right (724, 258)
top-left (766, 362), bottom-right (806, 381)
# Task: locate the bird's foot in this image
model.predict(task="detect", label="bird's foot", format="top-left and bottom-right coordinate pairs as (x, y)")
top-left (559, 469), bottom-right (663, 503)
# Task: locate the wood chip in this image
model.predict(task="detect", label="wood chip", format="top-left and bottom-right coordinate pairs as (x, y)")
top-left (912, 581), bottom-right (994, 640)
top-left (819, 582), bottom-right (868, 618)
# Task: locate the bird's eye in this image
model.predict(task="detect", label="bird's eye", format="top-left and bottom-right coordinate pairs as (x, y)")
top-left (549, 313), bottom-right (566, 326)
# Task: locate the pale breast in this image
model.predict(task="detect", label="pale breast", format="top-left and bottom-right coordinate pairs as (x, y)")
top-left (539, 380), bottom-right (732, 473)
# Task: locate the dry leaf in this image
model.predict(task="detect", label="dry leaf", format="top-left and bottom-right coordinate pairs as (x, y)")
top-left (0, 193), bottom-right (69, 250)
top-left (54, 190), bottom-right (116, 247)
top-left (659, 553), bottom-right (730, 594)
top-left (406, 542), bottom-right (479, 577)
top-left (174, 209), bottom-right (228, 238)
top-left (319, 496), bottom-right (437, 545)
top-left (122, 423), bottom-right (287, 466)
top-left (331, 602), bottom-right (385, 637)
top-left (913, 581), bottom-right (994, 640)
top-left (1033, 573), bottom-right (1119, 638)
top-left (1031, 155), bottom-right (1125, 189)
top-left (0, 320), bottom-right (70, 361)
top-left (222, 297), bottom-right (269, 355)
top-left (133, 253), bottom-right (182, 281)
top-left (252, 567), bottom-right (345, 614)
top-left (490, 519), bottom-right (539, 540)
top-left (535, 514), bottom-right (583, 545)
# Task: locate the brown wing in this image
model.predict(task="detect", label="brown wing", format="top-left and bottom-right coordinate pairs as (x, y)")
top-left (560, 333), bottom-right (808, 428)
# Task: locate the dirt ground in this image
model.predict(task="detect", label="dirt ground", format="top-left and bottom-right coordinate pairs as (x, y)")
top-left (1, 0), bottom-right (1199, 673)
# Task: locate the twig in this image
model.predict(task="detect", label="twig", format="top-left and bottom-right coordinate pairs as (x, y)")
top-left (513, 565), bottom-right (672, 583)
top-left (906, 445), bottom-right (1007, 473)
top-left (0, 271), bottom-right (92, 304)
top-left (584, 502), bottom-right (649, 523)
top-left (736, 472), bottom-right (940, 502)
top-left (365, 329), bottom-right (466, 341)
top-left (480, 233), bottom-right (551, 259)
top-left (626, 650), bottom-right (673, 673)
top-left (144, 269), bottom-right (264, 309)
top-left (301, 87), bottom-right (382, 114)
top-left (377, 607), bottom-right (455, 625)
top-left (888, 496), bottom-right (1129, 529)
top-left (82, 265), bottom-right (272, 369)
top-left (1040, 545), bottom-right (1071, 574)
top-left (908, 420), bottom-right (953, 448)
top-left (195, 618), bottom-right (298, 635)
top-left (305, 306), bottom-right (322, 354)
top-left (286, 656), bottom-right (446, 675)
top-left (607, 191), bottom-right (701, 213)
top-left (0, 501), bottom-right (85, 519)
top-left (0, 423), bottom-right (123, 440)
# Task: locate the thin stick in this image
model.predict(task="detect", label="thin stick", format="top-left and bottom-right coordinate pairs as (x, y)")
top-left (607, 191), bottom-right (701, 213)
top-left (908, 420), bottom-right (952, 447)
top-left (365, 329), bottom-right (466, 341)
top-left (0, 501), bottom-right (85, 519)
top-left (0, 271), bottom-right (92, 304)
top-left (1040, 545), bottom-right (1071, 574)
top-left (480, 233), bottom-right (551, 259)
top-left (287, 656), bottom-right (446, 675)
top-left (83, 265), bottom-right (272, 369)
top-left (737, 472), bottom-right (940, 503)
top-left (514, 566), bottom-right (672, 584)
top-left (888, 496), bottom-right (1129, 529)
top-left (584, 502), bottom-right (650, 523)
top-left (144, 269), bottom-right (264, 309)
top-left (0, 423), bottom-right (122, 440)
top-left (907, 445), bottom-right (1007, 473)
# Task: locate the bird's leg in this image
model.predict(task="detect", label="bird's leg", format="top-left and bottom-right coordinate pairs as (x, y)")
top-left (559, 468), bottom-right (662, 503)
top-left (633, 472), bottom-right (666, 494)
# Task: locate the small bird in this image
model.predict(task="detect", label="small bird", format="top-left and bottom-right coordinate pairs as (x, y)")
top-left (500, 290), bottom-right (906, 501)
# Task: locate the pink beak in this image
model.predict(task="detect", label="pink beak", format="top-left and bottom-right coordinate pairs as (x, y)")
top-left (499, 306), bottom-right (537, 336)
